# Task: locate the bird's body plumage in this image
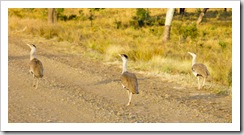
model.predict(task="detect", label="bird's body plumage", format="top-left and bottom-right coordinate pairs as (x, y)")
top-left (29, 58), bottom-right (44, 78)
top-left (192, 63), bottom-right (209, 78)
top-left (121, 71), bottom-right (139, 94)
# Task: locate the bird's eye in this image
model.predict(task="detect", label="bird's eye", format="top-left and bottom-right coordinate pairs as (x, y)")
top-left (123, 54), bottom-right (128, 59)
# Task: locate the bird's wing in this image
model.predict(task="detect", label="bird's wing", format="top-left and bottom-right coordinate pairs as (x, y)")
top-left (192, 63), bottom-right (210, 77)
top-left (121, 71), bottom-right (138, 94)
top-left (30, 58), bottom-right (44, 78)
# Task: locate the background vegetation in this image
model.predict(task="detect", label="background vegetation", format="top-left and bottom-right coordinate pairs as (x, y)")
top-left (8, 8), bottom-right (232, 92)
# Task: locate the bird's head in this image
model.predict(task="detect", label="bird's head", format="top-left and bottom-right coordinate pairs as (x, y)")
top-left (27, 44), bottom-right (37, 49)
top-left (119, 54), bottom-right (128, 61)
top-left (188, 52), bottom-right (196, 58)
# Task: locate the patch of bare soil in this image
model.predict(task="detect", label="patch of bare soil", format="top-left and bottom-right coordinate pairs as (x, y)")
top-left (8, 35), bottom-right (231, 123)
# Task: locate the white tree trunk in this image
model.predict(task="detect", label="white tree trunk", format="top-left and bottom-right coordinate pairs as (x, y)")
top-left (163, 8), bottom-right (175, 42)
top-left (48, 8), bottom-right (57, 24)
top-left (197, 8), bottom-right (209, 25)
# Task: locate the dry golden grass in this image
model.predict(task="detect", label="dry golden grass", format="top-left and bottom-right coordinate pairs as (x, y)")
top-left (8, 8), bottom-right (232, 92)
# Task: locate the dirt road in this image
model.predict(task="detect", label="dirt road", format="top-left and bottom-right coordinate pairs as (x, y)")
top-left (8, 35), bottom-right (232, 123)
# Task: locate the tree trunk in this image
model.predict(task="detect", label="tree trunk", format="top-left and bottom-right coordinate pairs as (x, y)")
top-left (48, 8), bottom-right (57, 24)
top-left (163, 8), bottom-right (175, 42)
top-left (196, 8), bottom-right (209, 25)
top-left (180, 8), bottom-right (185, 16)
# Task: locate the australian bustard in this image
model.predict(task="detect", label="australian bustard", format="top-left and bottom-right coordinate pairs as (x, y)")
top-left (119, 54), bottom-right (139, 106)
top-left (27, 44), bottom-right (44, 89)
top-left (188, 52), bottom-right (209, 89)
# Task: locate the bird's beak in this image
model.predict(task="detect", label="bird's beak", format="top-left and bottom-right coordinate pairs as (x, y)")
top-left (26, 44), bottom-right (31, 47)
top-left (118, 54), bottom-right (121, 57)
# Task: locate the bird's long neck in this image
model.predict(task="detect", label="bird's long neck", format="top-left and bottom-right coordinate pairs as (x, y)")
top-left (122, 60), bottom-right (128, 73)
top-left (30, 48), bottom-right (36, 60)
top-left (192, 56), bottom-right (197, 66)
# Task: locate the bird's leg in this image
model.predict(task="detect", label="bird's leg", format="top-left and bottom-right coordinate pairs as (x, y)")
top-left (30, 70), bottom-right (35, 77)
top-left (126, 90), bottom-right (130, 106)
top-left (127, 91), bottom-right (132, 106)
top-left (197, 76), bottom-right (201, 89)
top-left (202, 77), bottom-right (206, 88)
top-left (32, 78), bottom-right (36, 87)
top-left (126, 90), bottom-right (130, 98)
top-left (35, 79), bottom-right (39, 89)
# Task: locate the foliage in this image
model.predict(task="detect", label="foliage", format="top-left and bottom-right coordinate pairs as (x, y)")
top-left (135, 8), bottom-right (151, 26)
top-left (130, 8), bottom-right (165, 29)
top-left (55, 8), bottom-right (79, 21)
top-left (179, 22), bottom-right (198, 41)
top-left (218, 40), bottom-right (227, 49)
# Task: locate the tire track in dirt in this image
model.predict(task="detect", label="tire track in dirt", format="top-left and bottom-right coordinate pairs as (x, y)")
top-left (8, 35), bottom-right (231, 123)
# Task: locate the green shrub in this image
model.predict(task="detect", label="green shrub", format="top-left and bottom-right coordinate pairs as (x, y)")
top-left (136, 8), bottom-right (151, 26)
top-left (179, 23), bottom-right (198, 40)
top-left (56, 8), bottom-right (65, 21)
top-left (219, 40), bottom-right (227, 49)
top-left (130, 9), bottom-right (165, 29)
top-left (130, 8), bottom-right (151, 28)
top-left (195, 8), bottom-right (202, 16)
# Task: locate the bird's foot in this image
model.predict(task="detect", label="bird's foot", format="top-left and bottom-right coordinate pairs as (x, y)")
top-left (126, 102), bottom-right (131, 106)
top-left (33, 84), bottom-right (38, 89)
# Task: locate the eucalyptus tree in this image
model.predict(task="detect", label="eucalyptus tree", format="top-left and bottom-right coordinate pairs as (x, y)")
top-left (48, 8), bottom-right (57, 24)
top-left (196, 8), bottom-right (209, 25)
top-left (163, 8), bottom-right (175, 42)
